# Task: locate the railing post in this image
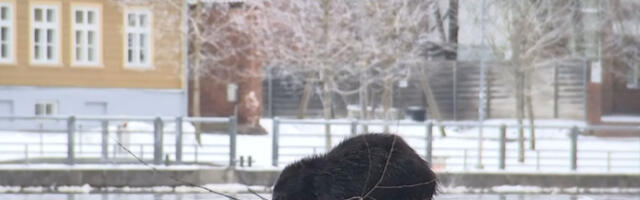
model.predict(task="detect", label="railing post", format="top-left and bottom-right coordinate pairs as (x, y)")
top-left (607, 151), bottom-right (611, 172)
top-left (229, 116), bottom-right (237, 167)
top-left (570, 126), bottom-right (579, 171)
top-left (553, 65), bottom-right (559, 118)
top-left (536, 150), bottom-right (541, 171)
top-left (463, 149), bottom-right (468, 171)
top-left (194, 144), bottom-right (199, 163)
top-left (24, 145), bottom-right (29, 164)
top-left (268, 66), bottom-right (274, 118)
top-left (101, 120), bottom-right (109, 163)
top-left (140, 145), bottom-right (144, 160)
top-left (154, 117), bottom-right (164, 165)
top-left (67, 116), bottom-right (76, 165)
top-left (272, 118), bottom-right (280, 167)
top-left (112, 144), bottom-right (117, 163)
top-left (350, 119), bottom-right (358, 136)
top-left (499, 124), bottom-right (506, 170)
top-left (175, 117), bottom-right (183, 164)
top-left (425, 122), bottom-right (433, 164)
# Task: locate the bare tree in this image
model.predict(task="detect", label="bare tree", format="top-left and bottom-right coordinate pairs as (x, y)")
top-left (602, 0), bottom-right (640, 88)
top-left (480, 0), bottom-right (578, 161)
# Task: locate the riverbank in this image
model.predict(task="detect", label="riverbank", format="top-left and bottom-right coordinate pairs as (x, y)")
top-left (1, 166), bottom-right (639, 194)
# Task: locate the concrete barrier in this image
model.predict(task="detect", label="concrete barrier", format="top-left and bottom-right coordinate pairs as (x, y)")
top-left (1, 168), bottom-right (639, 190)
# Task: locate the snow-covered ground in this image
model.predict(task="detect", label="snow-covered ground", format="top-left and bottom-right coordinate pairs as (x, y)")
top-left (0, 118), bottom-right (639, 173)
top-left (601, 115), bottom-right (640, 123)
top-left (2, 182), bottom-right (640, 196)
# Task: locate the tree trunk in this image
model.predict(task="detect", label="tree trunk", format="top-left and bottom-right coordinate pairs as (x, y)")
top-left (297, 80), bottom-right (313, 119)
top-left (417, 65), bottom-right (447, 137)
top-left (447, 0), bottom-right (459, 60)
top-left (322, 68), bottom-right (332, 150)
top-left (382, 78), bottom-right (392, 133)
top-left (192, 0), bottom-right (203, 144)
top-left (434, 5), bottom-right (447, 43)
top-left (320, 0), bottom-right (332, 150)
top-left (360, 75), bottom-right (369, 133)
top-left (516, 72), bottom-right (525, 163)
top-left (525, 67), bottom-right (536, 150)
top-left (510, 9), bottom-right (525, 162)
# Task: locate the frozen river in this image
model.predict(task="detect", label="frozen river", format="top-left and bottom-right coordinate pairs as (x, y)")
top-left (0, 193), bottom-right (639, 200)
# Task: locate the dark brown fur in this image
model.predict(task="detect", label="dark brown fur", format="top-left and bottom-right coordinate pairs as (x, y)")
top-left (273, 133), bottom-right (437, 200)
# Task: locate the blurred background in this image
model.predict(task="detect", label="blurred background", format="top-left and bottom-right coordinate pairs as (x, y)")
top-left (0, 0), bottom-right (639, 199)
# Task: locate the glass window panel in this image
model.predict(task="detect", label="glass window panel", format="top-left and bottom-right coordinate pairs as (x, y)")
top-left (88, 47), bottom-right (94, 61)
top-left (35, 104), bottom-right (43, 116)
top-left (45, 104), bottom-right (53, 115)
top-left (47, 29), bottom-right (54, 43)
top-left (34, 8), bottom-right (42, 22)
top-left (34, 29), bottom-right (40, 42)
top-left (139, 33), bottom-right (145, 47)
top-left (75, 31), bottom-right (82, 45)
top-left (47, 45), bottom-right (52, 60)
top-left (139, 14), bottom-right (147, 27)
top-left (88, 31), bottom-right (94, 45)
top-left (1, 7), bottom-right (7, 20)
top-left (1, 44), bottom-right (6, 58)
top-left (75, 10), bottom-right (83, 24)
top-left (139, 34), bottom-right (146, 62)
top-left (46, 9), bottom-right (54, 22)
top-left (1, 27), bottom-right (7, 41)
top-left (128, 49), bottom-right (133, 63)
top-left (140, 50), bottom-right (145, 63)
top-left (76, 47), bottom-right (82, 61)
top-left (87, 11), bottom-right (95, 24)
top-left (128, 14), bottom-right (136, 27)
top-left (34, 45), bottom-right (40, 59)
top-left (128, 33), bottom-right (134, 48)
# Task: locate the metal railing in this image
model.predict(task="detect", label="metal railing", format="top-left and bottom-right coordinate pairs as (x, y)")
top-left (271, 118), bottom-right (640, 172)
top-left (0, 115), bottom-right (237, 167)
top-left (2, 115), bottom-right (640, 172)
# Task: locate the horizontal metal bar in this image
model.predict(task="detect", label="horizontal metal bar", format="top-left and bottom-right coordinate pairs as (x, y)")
top-left (281, 145), bottom-right (325, 149)
top-left (0, 116), bottom-right (69, 120)
top-left (278, 119), bottom-right (640, 132)
top-left (0, 115), bottom-right (176, 121)
top-left (279, 133), bottom-right (351, 137)
top-left (278, 119), bottom-right (354, 125)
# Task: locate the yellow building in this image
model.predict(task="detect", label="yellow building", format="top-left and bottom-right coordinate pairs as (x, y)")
top-left (0, 0), bottom-right (187, 120)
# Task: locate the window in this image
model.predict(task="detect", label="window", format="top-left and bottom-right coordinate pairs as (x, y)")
top-left (73, 6), bottom-right (100, 66)
top-left (0, 3), bottom-right (12, 63)
top-left (32, 5), bottom-right (59, 64)
top-left (35, 101), bottom-right (57, 116)
top-left (125, 9), bottom-right (151, 68)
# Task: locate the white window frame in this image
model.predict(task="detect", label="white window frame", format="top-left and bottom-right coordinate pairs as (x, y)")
top-left (0, 2), bottom-right (13, 63)
top-left (35, 100), bottom-right (58, 116)
top-left (31, 4), bottom-right (60, 65)
top-left (124, 9), bottom-right (152, 69)
top-left (72, 6), bottom-right (100, 66)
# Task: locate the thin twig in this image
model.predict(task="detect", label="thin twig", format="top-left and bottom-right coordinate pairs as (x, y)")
top-left (359, 136), bottom-right (373, 196)
top-left (348, 135), bottom-right (436, 200)
top-left (376, 178), bottom-right (437, 189)
top-left (361, 135), bottom-right (397, 199)
top-left (246, 186), bottom-right (269, 200)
